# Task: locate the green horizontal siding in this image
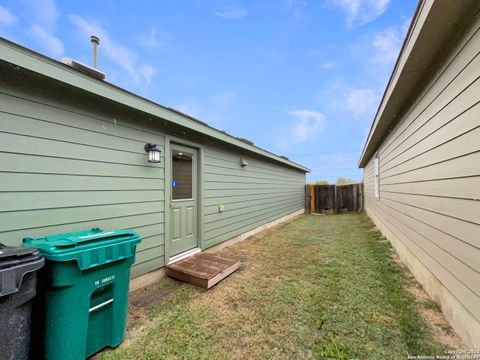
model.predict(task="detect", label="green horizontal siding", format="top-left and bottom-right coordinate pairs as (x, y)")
top-left (0, 202), bottom-right (164, 232)
top-left (1, 152), bottom-right (165, 179)
top-left (0, 79), bottom-right (166, 277)
top-left (0, 64), bottom-right (306, 280)
top-left (202, 144), bottom-right (305, 248)
top-left (204, 193), bottom-right (301, 215)
top-left (0, 190), bottom-right (164, 212)
top-left (0, 86), bottom-right (167, 145)
top-left (130, 254), bottom-right (165, 279)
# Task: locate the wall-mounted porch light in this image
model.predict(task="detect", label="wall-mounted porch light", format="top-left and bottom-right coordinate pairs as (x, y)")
top-left (145, 143), bottom-right (161, 163)
top-left (240, 158), bottom-right (248, 167)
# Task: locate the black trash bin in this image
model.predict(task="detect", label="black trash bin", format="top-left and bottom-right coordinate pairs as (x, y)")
top-left (0, 243), bottom-right (44, 360)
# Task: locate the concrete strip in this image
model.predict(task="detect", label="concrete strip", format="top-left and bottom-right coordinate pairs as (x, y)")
top-left (129, 267), bottom-right (165, 293)
top-left (205, 208), bottom-right (305, 254)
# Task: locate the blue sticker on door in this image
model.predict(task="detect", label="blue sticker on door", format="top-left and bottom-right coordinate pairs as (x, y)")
top-left (172, 180), bottom-right (177, 188)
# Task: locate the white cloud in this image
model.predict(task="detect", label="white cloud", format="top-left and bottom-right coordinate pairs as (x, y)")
top-left (139, 26), bottom-right (170, 51)
top-left (215, 7), bottom-right (248, 19)
top-left (401, 17), bottom-right (412, 35)
top-left (68, 15), bottom-right (157, 86)
top-left (23, 0), bottom-right (64, 58)
top-left (289, 110), bottom-right (324, 143)
top-left (307, 49), bottom-right (321, 57)
top-left (29, 24), bottom-right (64, 57)
top-left (284, 0), bottom-right (294, 9)
top-left (332, 0), bottom-right (391, 27)
top-left (371, 27), bottom-right (402, 67)
top-left (182, 79), bottom-right (197, 88)
top-left (212, 92), bottom-right (235, 108)
top-left (283, 0), bottom-right (308, 21)
top-left (140, 27), bottom-right (160, 49)
top-left (344, 88), bottom-right (379, 117)
top-left (262, 49), bottom-right (283, 62)
top-left (0, 5), bottom-right (17, 27)
top-left (138, 64), bottom-right (157, 85)
top-left (322, 61), bottom-right (337, 69)
top-left (277, 110), bottom-right (324, 152)
top-left (26, 0), bottom-right (59, 29)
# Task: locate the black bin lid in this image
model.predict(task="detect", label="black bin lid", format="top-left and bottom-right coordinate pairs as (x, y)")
top-left (0, 243), bottom-right (41, 270)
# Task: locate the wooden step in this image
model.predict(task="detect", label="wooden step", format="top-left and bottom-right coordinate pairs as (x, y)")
top-left (166, 252), bottom-right (240, 289)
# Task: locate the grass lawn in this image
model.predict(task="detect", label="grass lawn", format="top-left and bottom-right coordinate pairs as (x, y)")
top-left (99, 213), bottom-right (461, 360)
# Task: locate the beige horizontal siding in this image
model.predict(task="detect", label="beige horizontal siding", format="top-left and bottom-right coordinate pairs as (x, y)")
top-left (203, 145), bottom-right (305, 248)
top-left (363, 14), bottom-right (480, 346)
top-left (381, 176), bottom-right (480, 199)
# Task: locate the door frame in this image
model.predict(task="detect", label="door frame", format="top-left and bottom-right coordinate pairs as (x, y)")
top-left (164, 135), bottom-right (204, 263)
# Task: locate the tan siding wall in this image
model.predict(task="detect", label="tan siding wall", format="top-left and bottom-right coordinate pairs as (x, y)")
top-left (202, 145), bottom-right (305, 248)
top-left (363, 16), bottom-right (480, 347)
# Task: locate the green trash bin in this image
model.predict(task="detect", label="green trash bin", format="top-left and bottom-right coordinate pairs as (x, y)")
top-left (23, 227), bottom-right (141, 360)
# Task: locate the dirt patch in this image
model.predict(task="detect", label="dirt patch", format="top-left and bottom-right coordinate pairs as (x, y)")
top-left (130, 285), bottom-right (175, 309)
top-left (370, 313), bottom-right (397, 327)
top-left (396, 260), bottom-right (465, 350)
top-left (122, 284), bottom-right (177, 340)
top-left (406, 285), bottom-right (430, 303)
top-left (115, 278), bottom-right (186, 348)
top-left (421, 306), bottom-right (465, 350)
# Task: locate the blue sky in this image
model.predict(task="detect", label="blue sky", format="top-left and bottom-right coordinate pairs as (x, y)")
top-left (0, 0), bottom-right (417, 183)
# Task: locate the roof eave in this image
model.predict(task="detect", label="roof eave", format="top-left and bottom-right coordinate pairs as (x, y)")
top-left (358, 0), bottom-right (476, 168)
top-left (0, 38), bottom-right (310, 173)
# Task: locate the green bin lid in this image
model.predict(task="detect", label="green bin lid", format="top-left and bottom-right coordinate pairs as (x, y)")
top-left (23, 227), bottom-right (141, 270)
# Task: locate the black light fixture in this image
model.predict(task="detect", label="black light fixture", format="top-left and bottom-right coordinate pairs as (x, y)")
top-left (145, 143), bottom-right (161, 163)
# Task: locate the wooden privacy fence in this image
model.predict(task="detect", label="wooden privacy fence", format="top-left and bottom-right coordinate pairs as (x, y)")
top-left (305, 183), bottom-right (363, 214)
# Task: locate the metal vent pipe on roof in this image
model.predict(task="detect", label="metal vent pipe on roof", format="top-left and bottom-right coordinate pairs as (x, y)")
top-left (90, 35), bottom-right (100, 69)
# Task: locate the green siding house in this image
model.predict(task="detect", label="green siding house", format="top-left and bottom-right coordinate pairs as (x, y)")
top-left (0, 38), bottom-right (308, 282)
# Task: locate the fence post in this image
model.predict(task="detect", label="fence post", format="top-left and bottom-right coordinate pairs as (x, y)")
top-left (353, 184), bottom-right (357, 212)
top-left (334, 185), bottom-right (339, 214)
top-left (310, 184), bottom-right (315, 213)
top-left (305, 185), bottom-right (309, 213)
top-left (359, 183), bottom-right (364, 212)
